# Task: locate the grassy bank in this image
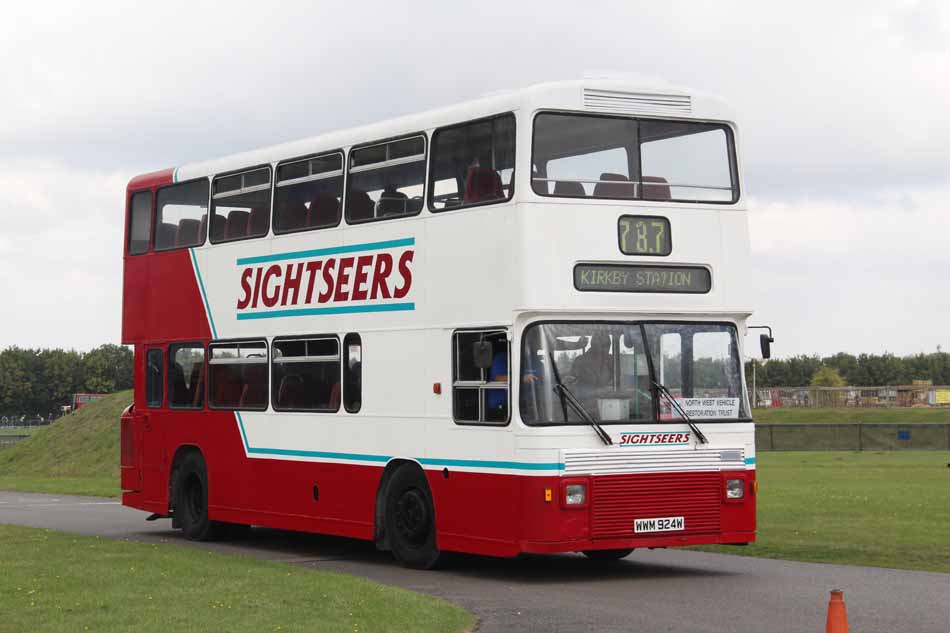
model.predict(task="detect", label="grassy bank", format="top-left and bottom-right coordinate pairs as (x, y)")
top-left (0, 391), bottom-right (128, 497)
top-left (0, 524), bottom-right (473, 633)
top-left (753, 406), bottom-right (950, 424)
top-left (698, 451), bottom-right (950, 572)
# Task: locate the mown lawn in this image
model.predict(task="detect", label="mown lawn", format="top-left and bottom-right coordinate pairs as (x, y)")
top-left (697, 451), bottom-right (950, 573)
top-left (753, 406), bottom-right (950, 424)
top-left (0, 391), bottom-right (127, 498)
top-left (0, 524), bottom-right (474, 633)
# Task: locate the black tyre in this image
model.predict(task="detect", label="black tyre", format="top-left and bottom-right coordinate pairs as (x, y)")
top-left (582, 548), bottom-right (634, 561)
top-left (384, 466), bottom-right (443, 569)
top-left (172, 452), bottom-right (226, 541)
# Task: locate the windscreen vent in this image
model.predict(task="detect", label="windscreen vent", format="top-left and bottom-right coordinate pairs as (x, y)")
top-left (583, 89), bottom-right (692, 115)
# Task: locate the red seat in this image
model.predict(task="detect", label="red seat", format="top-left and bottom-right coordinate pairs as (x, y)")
top-left (641, 176), bottom-right (671, 200)
top-left (156, 222), bottom-right (178, 249)
top-left (278, 201), bottom-right (308, 232)
top-left (553, 181), bottom-right (586, 197)
top-left (347, 190), bottom-right (374, 223)
top-left (463, 167), bottom-right (503, 204)
top-left (248, 207), bottom-right (269, 236)
top-left (309, 195), bottom-right (340, 227)
top-left (593, 173), bottom-right (635, 198)
top-left (211, 214), bottom-right (227, 241)
top-left (176, 219), bottom-right (201, 247)
top-left (225, 210), bottom-right (250, 240)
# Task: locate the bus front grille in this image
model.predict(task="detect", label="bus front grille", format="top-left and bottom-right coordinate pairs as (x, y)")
top-left (590, 471), bottom-right (721, 539)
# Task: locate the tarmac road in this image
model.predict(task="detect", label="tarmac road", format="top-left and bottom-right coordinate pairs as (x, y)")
top-left (1, 490), bottom-right (948, 633)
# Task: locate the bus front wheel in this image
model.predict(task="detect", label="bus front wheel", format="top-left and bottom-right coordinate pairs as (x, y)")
top-left (384, 466), bottom-right (443, 569)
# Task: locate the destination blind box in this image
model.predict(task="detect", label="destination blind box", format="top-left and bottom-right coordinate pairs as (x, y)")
top-left (574, 263), bottom-right (711, 294)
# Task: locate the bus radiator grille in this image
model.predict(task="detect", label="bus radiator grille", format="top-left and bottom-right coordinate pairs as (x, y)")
top-left (590, 471), bottom-right (720, 539)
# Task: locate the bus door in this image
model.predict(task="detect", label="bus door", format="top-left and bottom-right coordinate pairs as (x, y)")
top-left (141, 346), bottom-right (167, 505)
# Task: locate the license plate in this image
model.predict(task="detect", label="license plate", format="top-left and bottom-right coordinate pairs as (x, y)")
top-left (634, 516), bottom-right (685, 533)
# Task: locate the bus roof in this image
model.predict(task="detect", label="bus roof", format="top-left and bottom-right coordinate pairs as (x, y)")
top-left (128, 79), bottom-right (734, 191)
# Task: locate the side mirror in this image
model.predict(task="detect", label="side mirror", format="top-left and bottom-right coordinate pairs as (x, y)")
top-left (473, 341), bottom-right (493, 369)
top-left (760, 333), bottom-right (773, 360)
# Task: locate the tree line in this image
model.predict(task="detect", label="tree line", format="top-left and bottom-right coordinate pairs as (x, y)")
top-left (0, 344), bottom-right (133, 415)
top-left (746, 351), bottom-right (950, 388)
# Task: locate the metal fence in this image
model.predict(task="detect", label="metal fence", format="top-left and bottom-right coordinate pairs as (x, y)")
top-left (749, 385), bottom-right (950, 409)
top-left (756, 423), bottom-right (950, 451)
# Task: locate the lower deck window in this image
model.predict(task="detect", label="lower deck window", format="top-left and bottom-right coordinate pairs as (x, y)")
top-left (453, 329), bottom-right (509, 424)
top-left (168, 343), bottom-right (205, 409)
top-left (272, 337), bottom-right (341, 411)
top-left (209, 341), bottom-right (268, 410)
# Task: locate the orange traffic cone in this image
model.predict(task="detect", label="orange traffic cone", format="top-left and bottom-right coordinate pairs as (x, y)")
top-left (825, 589), bottom-right (849, 633)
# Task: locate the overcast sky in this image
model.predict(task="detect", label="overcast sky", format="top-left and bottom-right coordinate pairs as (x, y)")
top-left (1, 0), bottom-right (948, 358)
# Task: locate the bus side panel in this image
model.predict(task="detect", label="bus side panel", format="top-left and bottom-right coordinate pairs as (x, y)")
top-left (240, 459), bottom-right (380, 537)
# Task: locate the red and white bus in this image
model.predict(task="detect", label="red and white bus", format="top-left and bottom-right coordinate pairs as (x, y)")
top-left (120, 79), bottom-right (758, 568)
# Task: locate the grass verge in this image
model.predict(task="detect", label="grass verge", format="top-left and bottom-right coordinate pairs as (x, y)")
top-left (0, 524), bottom-right (474, 633)
top-left (697, 451), bottom-right (950, 573)
top-left (753, 407), bottom-right (950, 424)
top-left (0, 391), bottom-right (128, 498)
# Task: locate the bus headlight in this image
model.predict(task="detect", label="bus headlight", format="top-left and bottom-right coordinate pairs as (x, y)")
top-left (726, 479), bottom-right (745, 499)
top-left (565, 483), bottom-right (587, 506)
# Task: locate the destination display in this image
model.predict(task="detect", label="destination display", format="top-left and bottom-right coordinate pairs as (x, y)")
top-left (618, 215), bottom-right (671, 256)
top-left (574, 263), bottom-right (711, 294)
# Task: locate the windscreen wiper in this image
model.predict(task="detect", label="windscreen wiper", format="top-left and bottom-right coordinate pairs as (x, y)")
top-left (545, 343), bottom-right (611, 445)
top-left (552, 383), bottom-right (613, 446)
top-left (652, 380), bottom-right (708, 444)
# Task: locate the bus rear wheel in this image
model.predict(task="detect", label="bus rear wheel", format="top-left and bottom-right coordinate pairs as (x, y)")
top-left (172, 452), bottom-right (226, 541)
top-left (385, 466), bottom-right (443, 569)
top-left (582, 548), bottom-right (634, 561)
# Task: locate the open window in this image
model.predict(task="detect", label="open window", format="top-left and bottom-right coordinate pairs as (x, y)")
top-left (453, 329), bottom-right (509, 424)
top-left (210, 167), bottom-right (272, 243)
top-left (274, 153), bottom-right (343, 233)
top-left (208, 340), bottom-right (268, 411)
top-left (345, 136), bottom-right (426, 224)
top-left (155, 180), bottom-right (210, 251)
top-left (272, 337), bottom-right (341, 412)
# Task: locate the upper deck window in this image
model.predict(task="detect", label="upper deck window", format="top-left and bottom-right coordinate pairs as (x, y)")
top-left (532, 113), bottom-right (737, 204)
top-left (128, 191), bottom-right (152, 255)
top-left (155, 179), bottom-right (210, 251)
top-left (274, 153), bottom-right (343, 233)
top-left (211, 167), bottom-right (272, 243)
top-left (345, 136), bottom-right (426, 224)
top-left (428, 114), bottom-right (515, 211)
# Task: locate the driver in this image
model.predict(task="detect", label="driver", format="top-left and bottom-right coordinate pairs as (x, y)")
top-left (571, 332), bottom-right (613, 391)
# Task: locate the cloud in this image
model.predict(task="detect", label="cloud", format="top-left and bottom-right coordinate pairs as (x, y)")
top-left (0, 0), bottom-right (948, 355)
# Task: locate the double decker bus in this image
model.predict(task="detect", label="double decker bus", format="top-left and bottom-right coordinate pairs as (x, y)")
top-left (120, 79), bottom-right (757, 568)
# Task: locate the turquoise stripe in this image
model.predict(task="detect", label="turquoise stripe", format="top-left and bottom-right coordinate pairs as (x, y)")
top-left (236, 237), bottom-right (415, 266)
top-left (745, 457), bottom-right (756, 465)
top-left (237, 302), bottom-right (414, 320)
top-left (418, 457), bottom-right (564, 471)
top-left (233, 413), bottom-right (562, 471)
top-left (190, 248), bottom-right (218, 338)
top-left (248, 447), bottom-right (392, 462)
